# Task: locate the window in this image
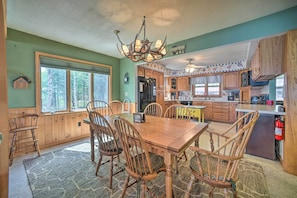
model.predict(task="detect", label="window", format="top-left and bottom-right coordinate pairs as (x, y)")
top-left (192, 76), bottom-right (221, 97)
top-left (71, 71), bottom-right (91, 110)
top-left (36, 52), bottom-right (111, 114)
top-left (41, 67), bottom-right (67, 113)
top-left (276, 74), bottom-right (284, 101)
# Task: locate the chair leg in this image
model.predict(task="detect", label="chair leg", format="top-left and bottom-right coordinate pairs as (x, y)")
top-left (95, 154), bottom-right (103, 176)
top-left (121, 176), bottom-right (130, 198)
top-left (31, 129), bottom-right (40, 156)
top-left (184, 175), bottom-right (195, 198)
top-left (9, 132), bottom-right (17, 166)
top-left (175, 156), bottom-right (179, 174)
top-left (109, 155), bottom-right (114, 189)
top-left (140, 181), bottom-right (146, 198)
top-left (209, 187), bottom-right (215, 198)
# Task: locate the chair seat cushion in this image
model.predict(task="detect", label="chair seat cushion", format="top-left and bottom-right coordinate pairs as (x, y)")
top-left (133, 152), bottom-right (164, 175)
top-left (190, 155), bottom-right (229, 182)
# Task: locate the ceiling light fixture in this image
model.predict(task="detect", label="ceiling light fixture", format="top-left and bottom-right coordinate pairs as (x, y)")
top-left (114, 16), bottom-right (167, 62)
top-left (185, 58), bottom-right (206, 73)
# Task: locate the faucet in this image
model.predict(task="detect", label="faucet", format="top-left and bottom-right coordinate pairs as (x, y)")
top-left (204, 93), bottom-right (210, 100)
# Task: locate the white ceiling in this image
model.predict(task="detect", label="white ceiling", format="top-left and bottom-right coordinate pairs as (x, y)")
top-left (6, 0), bottom-right (297, 70)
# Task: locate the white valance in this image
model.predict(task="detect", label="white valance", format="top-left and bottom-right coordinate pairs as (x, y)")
top-left (191, 75), bottom-right (221, 84)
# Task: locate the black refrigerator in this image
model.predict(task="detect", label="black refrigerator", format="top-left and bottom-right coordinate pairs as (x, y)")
top-left (138, 76), bottom-right (156, 112)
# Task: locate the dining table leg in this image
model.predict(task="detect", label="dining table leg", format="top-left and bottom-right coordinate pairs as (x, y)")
top-left (89, 126), bottom-right (95, 162)
top-left (164, 152), bottom-right (173, 198)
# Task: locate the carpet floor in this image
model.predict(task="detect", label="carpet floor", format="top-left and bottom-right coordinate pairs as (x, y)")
top-left (23, 142), bottom-right (269, 198)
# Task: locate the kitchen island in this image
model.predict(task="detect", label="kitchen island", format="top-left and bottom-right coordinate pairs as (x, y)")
top-left (236, 104), bottom-right (285, 160)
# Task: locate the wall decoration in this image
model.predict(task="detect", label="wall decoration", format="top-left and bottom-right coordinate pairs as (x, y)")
top-left (13, 75), bottom-right (32, 89)
top-left (124, 72), bottom-right (129, 84)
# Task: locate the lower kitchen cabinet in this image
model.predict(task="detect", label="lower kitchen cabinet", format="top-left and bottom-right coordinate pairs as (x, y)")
top-left (246, 114), bottom-right (276, 160)
top-left (212, 102), bottom-right (230, 122)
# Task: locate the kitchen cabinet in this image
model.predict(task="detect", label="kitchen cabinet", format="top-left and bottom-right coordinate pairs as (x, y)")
top-left (239, 86), bottom-right (261, 104)
top-left (144, 69), bottom-right (153, 78)
top-left (137, 67), bottom-right (145, 77)
top-left (177, 77), bottom-right (190, 91)
top-left (212, 102), bottom-right (230, 123)
top-left (164, 101), bottom-right (177, 112)
top-left (165, 77), bottom-right (178, 99)
top-left (153, 71), bottom-right (164, 91)
top-left (251, 34), bottom-right (285, 81)
top-left (223, 71), bottom-right (239, 90)
top-left (246, 114), bottom-right (276, 160)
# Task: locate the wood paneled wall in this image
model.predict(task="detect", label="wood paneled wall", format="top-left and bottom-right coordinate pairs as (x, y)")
top-left (0, 0), bottom-right (9, 197)
top-left (8, 108), bottom-right (90, 150)
top-left (7, 102), bottom-right (137, 153)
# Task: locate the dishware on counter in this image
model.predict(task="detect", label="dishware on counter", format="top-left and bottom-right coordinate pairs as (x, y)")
top-left (266, 100), bottom-right (274, 105)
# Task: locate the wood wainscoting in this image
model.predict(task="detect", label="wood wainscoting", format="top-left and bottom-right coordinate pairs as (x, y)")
top-left (8, 108), bottom-right (90, 153)
top-left (8, 102), bottom-right (137, 154)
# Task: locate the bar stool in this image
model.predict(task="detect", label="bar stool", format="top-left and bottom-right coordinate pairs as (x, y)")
top-left (8, 114), bottom-right (40, 166)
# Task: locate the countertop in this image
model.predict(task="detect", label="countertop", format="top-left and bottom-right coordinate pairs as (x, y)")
top-left (164, 99), bottom-right (239, 103)
top-left (236, 104), bottom-right (286, 116)
top-left (177, 105), bottom-right (206, 109)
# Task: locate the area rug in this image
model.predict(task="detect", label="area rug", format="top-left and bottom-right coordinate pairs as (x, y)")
top-left (23, 142), bottom-right (270, 198)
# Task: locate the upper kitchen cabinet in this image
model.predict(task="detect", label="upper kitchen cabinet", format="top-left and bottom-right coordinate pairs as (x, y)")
top-left (153, 71), bottom-right (164, 91)
top-left (223, 71), bottom-right (239, 90)
top-left (177, 77), bottom-right (190, 91)
top-left (137, 67), bottom-right (145, 77)
top-left (251, 34), bottom-right (285, 81)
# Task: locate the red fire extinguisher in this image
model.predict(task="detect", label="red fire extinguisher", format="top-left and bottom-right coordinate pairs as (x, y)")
top-left (275, 117), bottom-right (284, 140)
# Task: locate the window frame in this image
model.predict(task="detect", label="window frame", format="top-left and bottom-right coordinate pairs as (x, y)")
top-left (35, 51), bottom-right (112, 115)
top-left (192, 82), bottom-right (221, 97)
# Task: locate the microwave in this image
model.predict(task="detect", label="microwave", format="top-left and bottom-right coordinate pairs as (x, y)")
top-left (241, 71), bottom-right (269, 87)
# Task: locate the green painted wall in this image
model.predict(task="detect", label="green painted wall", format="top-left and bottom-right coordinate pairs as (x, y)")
top-left (6, 29), bottom-right (121, 108)
top-left (119, 6), bottom-right (297, 101)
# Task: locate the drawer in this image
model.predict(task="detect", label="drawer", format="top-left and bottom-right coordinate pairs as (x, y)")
top-left (213, 109), bottom-right (229, 114)
top-left (213, 113), bottom-right (229, 122)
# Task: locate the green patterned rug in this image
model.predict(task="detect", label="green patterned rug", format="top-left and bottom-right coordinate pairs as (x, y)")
top-left (23, 142), bottom-right (269, 198)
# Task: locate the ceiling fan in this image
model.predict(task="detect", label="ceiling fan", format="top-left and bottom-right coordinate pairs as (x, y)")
top-left (185, 58), bottom-right (207, 72)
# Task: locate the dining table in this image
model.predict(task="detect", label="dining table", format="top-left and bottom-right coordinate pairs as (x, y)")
top-left (84, 113), bottom-right (208, 198)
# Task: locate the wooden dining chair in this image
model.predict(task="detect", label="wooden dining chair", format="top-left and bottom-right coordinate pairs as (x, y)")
top-left (86, 100), bottom-right (114, 116)
top-left (8, 114), bottom-right (40, 166)
top-left (163, 104), bottom-right (192, 120)
top-left (143, 102), bottom-right (163, 117)
top-left (113, 117), bottom-right (165, 198)
top-left (109, 100), bottom-right (123, 114)
top-left (88, 111), bottom-right (123, 189)
top-left (164, 104), bottom-right (192, 174)
top-left (184, 111), bottom-right (259, 198)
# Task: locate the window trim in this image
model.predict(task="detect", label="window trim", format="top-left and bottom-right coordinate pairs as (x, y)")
top-left (192, 83), bottom-right (222, 97)
top-left (35, 51), bottom-right (112, 115)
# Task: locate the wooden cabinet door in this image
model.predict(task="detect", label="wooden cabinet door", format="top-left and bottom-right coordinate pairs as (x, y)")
top-left (223, 72), bottom-right (239, 90)
top-left (154, 71), bottom-right (164, 91)
top-left (240, 87), bottom-right (250, 104)
top-left (177, 77), bottom-right (190, 91)
top-left (260, 35), bottom-right (285, 78)
top-left (138, 67), bottom-right (145, 77)
top-left (212, 102), bottom-right (230, 122)
top-left (145, 69), bottom-right (153, 78)
top-left (251, 35), bottom-right (285, 81)
top-left (201, 101), bottom-right (212, 120)
top-left (251, 48), bottom-right (261, 81)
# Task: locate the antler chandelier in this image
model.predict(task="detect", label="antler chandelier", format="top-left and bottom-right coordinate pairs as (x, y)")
top-left (114, 16), bottom-right (167, 62)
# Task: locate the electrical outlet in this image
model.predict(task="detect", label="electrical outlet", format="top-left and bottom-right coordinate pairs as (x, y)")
top-left (78, 122), bottom-right (81, 126)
